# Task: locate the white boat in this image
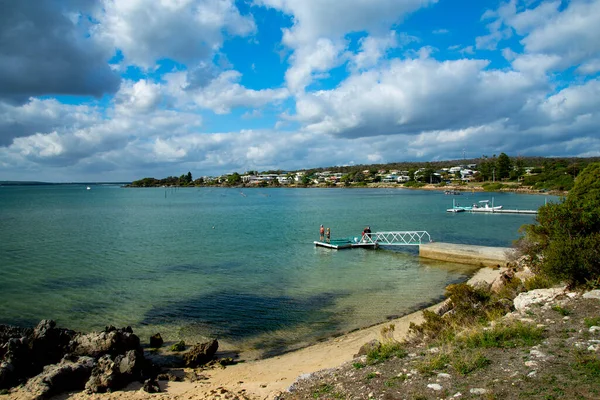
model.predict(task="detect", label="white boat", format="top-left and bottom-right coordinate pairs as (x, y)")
top-left (86, 186), bottom-right (91, 190)
top-left (471, 199), bottom-right (502, 212)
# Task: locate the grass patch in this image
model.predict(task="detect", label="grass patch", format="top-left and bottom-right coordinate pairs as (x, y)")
top-left (418, 352), bottom-right (450, 375)
top-left (312, 383), bottom-right (344, 399)
top-left (523, 274), bottom-right (556, 291)
top-left (584, 317), bottom-right (600, 328)
top-left (551, 305), bottom-right (571, 316)
top-left (574, 351), bottom-right (600, 378)
top-left (352, 362), bottom-right (366, 369)
top-left (384, 375), bottom-right (407, 387)
top-left (460, 322), bottom-right (544, 349)
top-left (451, 351), bottom-right (491, 375)
top-left (366, 372), bottom-right (378, 380)
top-left (366, 342), bottom-right (407, 365)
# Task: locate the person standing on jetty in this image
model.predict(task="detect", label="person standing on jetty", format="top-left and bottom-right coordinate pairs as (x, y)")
top-left (326, 227), bottom-right (331, 243)
top-left (319, 224), bottom-right (325, 241)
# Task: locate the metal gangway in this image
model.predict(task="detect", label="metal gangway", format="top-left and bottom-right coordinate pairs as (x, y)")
top-left (362, 231), bottom-right (431, 246)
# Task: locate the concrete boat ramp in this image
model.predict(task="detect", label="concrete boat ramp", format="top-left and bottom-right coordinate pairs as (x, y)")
top-left (419, 242), bottom-right (513, 268)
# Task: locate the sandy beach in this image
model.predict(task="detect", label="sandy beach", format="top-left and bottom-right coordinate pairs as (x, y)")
top-left (49, 266), bottom-right (504, 400)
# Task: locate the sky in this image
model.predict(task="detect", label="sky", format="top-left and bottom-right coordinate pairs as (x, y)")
top-left (0, 0), bottom-right (599, 182)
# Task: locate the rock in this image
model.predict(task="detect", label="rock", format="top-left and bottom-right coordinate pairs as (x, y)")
top-left (513, 288), bottom-right (565, 312)
top-left (157, 372), bottom-right (180, 382)
top-left (70, 326), bottom-right (142, 358)
top-left (470, 388), bottom-right (488, 394)
top-left (427, 383), bottom-right (443, 391)
top-left (437, 373), bottom-right (451, 379)
top-left (0, 325), bottom-right (31, 348)
top-left (143, 377), bottom-right (161, 393)
top-left (149, 333), bottom-right (163, 348)
top-left (491, 269), bottom-right (516, 293)
top-left (589, 326), bottom-right (600, 333)
top-left (29, 320), bottom-right (77, 370)
top-left (355, 340), bottom-right (381, 357)
top-left (583, 290), bottom-right (600, 300)
top-left (183, 339), bottom-right (219, 367)
top-left (85, 350), bottom-right (144, 394)
top-left (85, 354), bottom-right (119, 393)
top-left (170, 340), bottom-right (186, 352)
top-left (471, 280), bottom-right (492, 293)
top-left (19, 356), bottom-right (95, 399)
top-left (515, 266), bottom-right (535, 282)
top-left (435, 298), bottom-right (454, 316)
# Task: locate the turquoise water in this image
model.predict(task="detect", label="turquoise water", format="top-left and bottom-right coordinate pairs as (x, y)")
top-left (0, 185), bottom-right (554, 357)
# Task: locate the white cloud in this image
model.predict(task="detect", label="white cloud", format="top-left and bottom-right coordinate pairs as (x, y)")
top-left (115, 80), bottom-right (163, 115)
top-left (351, 32), bottom-right (405, 71)
top-left (166, 70), bottom-right (289, 114)
top-left (256, 0), bottom-right (436, 91)
top-left (478, 0), bottom-right (600, 73)
top-left (292, 57), bottom-right (546, 138)
top-left (94, 0), bottom-right (256, 68)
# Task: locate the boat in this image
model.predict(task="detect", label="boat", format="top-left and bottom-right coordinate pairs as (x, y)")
top-left (446, 199), bottom-right (472, 213)
top-left (471, 200), bottom-right (503, 212)
top-left (444, 190), bottom-right (462, 195)
top-left (86, 186), bottom-right (91, 190)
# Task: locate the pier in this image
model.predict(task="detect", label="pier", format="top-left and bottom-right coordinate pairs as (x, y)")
top-left (315, 231), bottom-right (513, 267)
top-left (315, 231), bottom-right (431, 250)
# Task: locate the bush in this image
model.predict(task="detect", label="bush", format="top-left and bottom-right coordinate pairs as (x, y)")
top-left (518, 162), bottom-right (600, 288)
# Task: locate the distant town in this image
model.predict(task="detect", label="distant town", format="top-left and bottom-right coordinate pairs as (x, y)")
top-left (129, 154), bottom-right (599, 193)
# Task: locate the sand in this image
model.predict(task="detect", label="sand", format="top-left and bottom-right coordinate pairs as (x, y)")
top-left (42, 266), bottom-right (505, 400)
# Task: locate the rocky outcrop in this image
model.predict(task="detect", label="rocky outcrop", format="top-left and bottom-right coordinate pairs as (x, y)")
top-left (70, 325), bottom-right (142, 358)
top-left (19, 356), bottom-right (95, 400)
top-left (183, 339), bottom-right (219, 367)
top-left (0, 321), bottom-right (151, 398)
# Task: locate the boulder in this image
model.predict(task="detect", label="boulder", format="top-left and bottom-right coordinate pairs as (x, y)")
top-left (85, 350), bottom-right (145, 393)
top-left (19, 356), bottom-right (95, 399)
top-left (143, 377), bottom-right (161, 393)
top-left (70, 326), bottom-right (142, 358)
top-left (183, 339), bottom-right (219, 367)
top-left (29, 320), bottom-right (77, 368)
top-left (434, 298), bottom-right (454, 316)
top-left (354, 340), bottom-right (381, 357)
top-left (490, 269), bottom-right (516, 293)
top-left (583, 290), bottom-right (600, 300)
top-left (0, 337), bottom-right (32, 389)
top-left (515, 266), bottom-right (535, 282)
top-left (149, 333), bottom-right (163, 348)
top-left (513, 288), bottom-right (565, 312)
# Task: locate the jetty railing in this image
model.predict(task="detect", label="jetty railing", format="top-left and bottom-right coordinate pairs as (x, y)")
top-left (362, 231), bottom-right (432, 246)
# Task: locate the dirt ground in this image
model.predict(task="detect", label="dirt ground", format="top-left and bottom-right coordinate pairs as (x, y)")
top-left (279, 293), bottom-right (600, 400)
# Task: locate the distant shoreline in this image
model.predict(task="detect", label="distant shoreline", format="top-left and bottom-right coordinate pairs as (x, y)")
top-left (124, 182), bottom-right (565, 196)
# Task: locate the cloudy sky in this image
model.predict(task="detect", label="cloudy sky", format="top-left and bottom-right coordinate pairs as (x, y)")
top-left (0, 0), bottom-right (599, 182)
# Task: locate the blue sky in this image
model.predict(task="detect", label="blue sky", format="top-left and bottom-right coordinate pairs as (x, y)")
top-left (0, 0), bottom-right (599, 182)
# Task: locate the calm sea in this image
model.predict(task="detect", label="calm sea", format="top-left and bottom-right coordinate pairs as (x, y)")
top-left (0, 185), bottom-right (554, 357)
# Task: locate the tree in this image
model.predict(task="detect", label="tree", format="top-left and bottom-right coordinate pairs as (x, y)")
top-left (226, 172), bottom-right (242, 186)
top-left (519, 162), bottom-right (600, 287)
top-left (496, 153), bottom-right (512, 180)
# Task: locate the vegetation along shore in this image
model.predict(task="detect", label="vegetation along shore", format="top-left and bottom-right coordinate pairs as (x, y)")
top-left (128, 155), bottom-right (598, 195)
top-left (2, 162), bottom-right (599, 399)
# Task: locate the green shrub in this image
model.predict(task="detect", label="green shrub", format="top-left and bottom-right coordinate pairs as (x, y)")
top-left (523, 274), bottom-right (556, 291)
top-left (551, 305), bottom-right (571, 316)
top-left (519, 162), bottom-right (600, 288)
top-left (482, 183), bottom-right (505, 191)
top-left (366, 342), bottom-right (407, 365)
top-left (460, 322), bottom-right (544, 349)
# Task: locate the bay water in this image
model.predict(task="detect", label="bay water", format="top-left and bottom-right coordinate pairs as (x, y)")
top-left (0, 185), bottom-right (553, 358)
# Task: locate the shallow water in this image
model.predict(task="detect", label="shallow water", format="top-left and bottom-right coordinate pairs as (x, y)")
top-left (0, 185), bottom-right (554, 357)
